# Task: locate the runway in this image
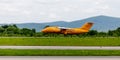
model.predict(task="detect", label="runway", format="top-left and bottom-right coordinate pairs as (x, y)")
top-left (0, 56), bottom-right (120, 60)
top-left (0, 46), bottom-right (120, 50)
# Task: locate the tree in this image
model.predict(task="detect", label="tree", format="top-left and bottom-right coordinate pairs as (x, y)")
top-left (20, 28), bottom-right (35, 36)
top-left (32, 29), bottom-right (36, 33)
top-left (116, 27), bottom-right (120, 36)
top-left (98, 32), bottom-right (107, 37)
top-left (2, 25), bottom-right (9, 29)
top-left (87, 30), bottom-right (98, 36)
top-left (13, 24), bottom-right (18, 28)
top-left (108, 30), bottom-right (114, 36)
top-left (0, 27), bottom-right (4, 32)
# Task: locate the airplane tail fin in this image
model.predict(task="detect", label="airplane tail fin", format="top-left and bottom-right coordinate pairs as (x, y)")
top-left (80, 22), bottom-right (94, 31)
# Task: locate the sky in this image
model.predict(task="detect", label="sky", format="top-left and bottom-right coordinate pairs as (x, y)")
top-left (0, 0), bottom-right (120, 23)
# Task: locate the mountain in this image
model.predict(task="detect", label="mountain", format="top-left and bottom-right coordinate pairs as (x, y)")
top-left (67, 15), bottom-right (120, 32)
top-left (8, 15), bottom-right (120, 32)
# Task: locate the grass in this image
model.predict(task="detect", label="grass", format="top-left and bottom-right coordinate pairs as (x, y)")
top-left (0, 49), bottom-right (120, 56)
top-left (0, 37), bottom-right (119, 46)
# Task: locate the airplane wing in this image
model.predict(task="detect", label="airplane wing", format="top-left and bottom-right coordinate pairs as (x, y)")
top-left (58, 27), bottom-right (72, 29)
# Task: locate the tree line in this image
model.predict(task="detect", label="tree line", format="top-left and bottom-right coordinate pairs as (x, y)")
top-left (0, 24), bottom-right (120, 37)
top-left (0, 24), bottom-right (36, 37)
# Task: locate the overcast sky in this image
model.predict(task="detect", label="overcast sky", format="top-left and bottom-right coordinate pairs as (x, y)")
top-left (0, 0), bottom-right (120, 23)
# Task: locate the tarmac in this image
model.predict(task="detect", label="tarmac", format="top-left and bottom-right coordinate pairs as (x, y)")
top-left (0, 46), bottom-right (120, 50)
top-left (0, 56), bottom-right (120, 60)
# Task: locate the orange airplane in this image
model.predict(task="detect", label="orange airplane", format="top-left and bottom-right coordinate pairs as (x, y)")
top-left (41, 22), bottom-right (94, 35)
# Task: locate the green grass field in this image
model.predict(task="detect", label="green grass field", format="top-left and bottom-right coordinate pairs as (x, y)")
top-left (0, 37), bottom-right (119, 46)
top-left (0, 49), bottom-right (119, 56)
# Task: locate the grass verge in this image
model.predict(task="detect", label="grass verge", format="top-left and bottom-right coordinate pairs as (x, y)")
top-left (0, 49), bottom-right (120, 56)
top-left (0, 37), bottom-right (120, 46)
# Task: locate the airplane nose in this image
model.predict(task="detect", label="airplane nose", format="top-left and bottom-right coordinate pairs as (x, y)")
top-left (41, 29), bottom-right (45, 32)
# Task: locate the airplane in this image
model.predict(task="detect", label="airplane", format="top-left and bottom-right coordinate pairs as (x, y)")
top-left (41, 22), bottom-right (94, 35)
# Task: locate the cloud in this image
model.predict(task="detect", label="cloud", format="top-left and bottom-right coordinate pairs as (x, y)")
top-left (0, 0), bottom-right (119, 23)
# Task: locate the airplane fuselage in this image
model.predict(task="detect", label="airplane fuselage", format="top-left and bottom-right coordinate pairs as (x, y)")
top-left (42, 28), bottom-right (88, 34)
top-left (41, 22), bottom-right (94, 35)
